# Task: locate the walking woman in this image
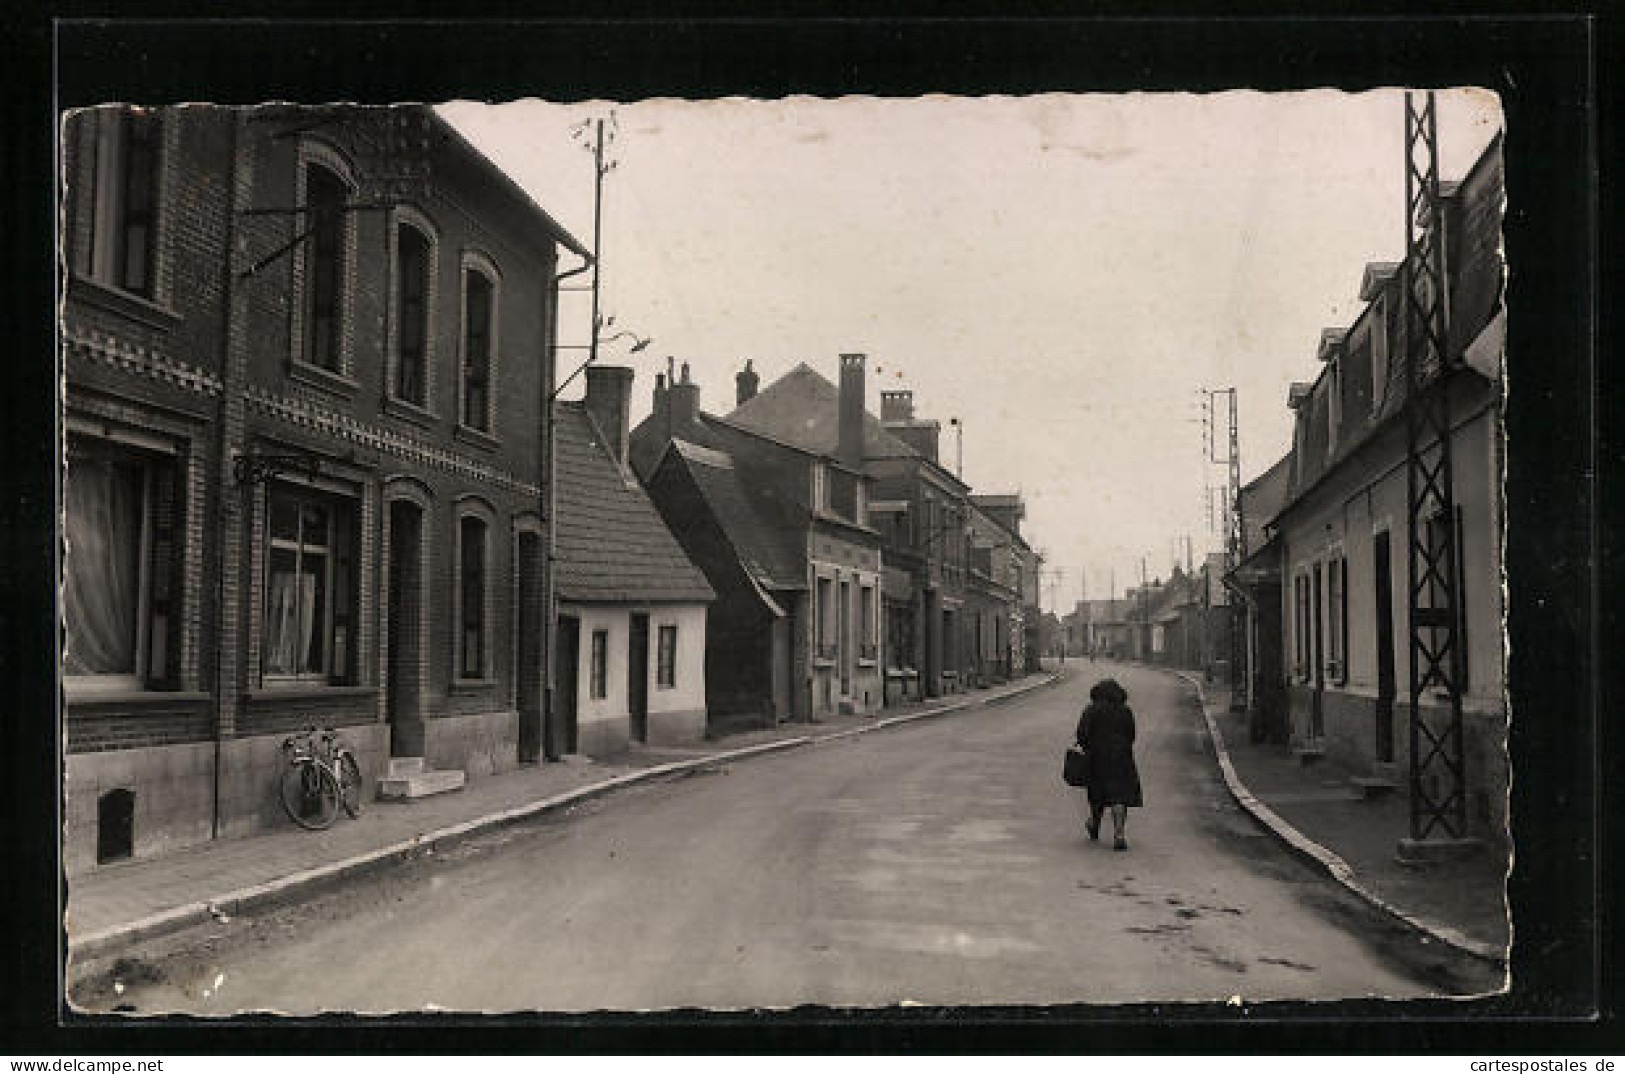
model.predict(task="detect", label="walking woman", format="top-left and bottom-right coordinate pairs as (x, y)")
top-left (1076, 678), bottom-right (1143, 850)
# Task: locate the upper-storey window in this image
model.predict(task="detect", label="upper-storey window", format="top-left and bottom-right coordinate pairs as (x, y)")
top-left (395, 223), bottom-right (431, 406)
top-left (83, 109), bottom-right (160, 298)
top-left (303, 164), bottom-right (348, 373)
top-left (459, 253), bottom-right (501, 435)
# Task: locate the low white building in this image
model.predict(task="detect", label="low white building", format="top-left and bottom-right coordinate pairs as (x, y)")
top-left (552, 368), bottom-right (714, 756)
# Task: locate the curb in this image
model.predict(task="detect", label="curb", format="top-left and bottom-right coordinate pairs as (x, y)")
top-left (69, 673), bottom-right (1062, 964)
top-left (1171, 669), bottom-right (1505, 966)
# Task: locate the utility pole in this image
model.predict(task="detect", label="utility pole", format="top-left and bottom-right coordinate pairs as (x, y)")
top-left (1401, 89), bottom-right (1468, 848)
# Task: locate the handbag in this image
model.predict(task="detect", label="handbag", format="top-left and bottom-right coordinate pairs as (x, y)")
top-left (1062, 744), bottom-right (1090, 788)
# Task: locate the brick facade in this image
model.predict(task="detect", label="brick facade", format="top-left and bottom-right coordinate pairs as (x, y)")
top-left (60, 105), bottom-right (583, 871)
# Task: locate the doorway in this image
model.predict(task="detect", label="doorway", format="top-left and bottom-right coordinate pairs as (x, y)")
top-left (517, 531), bottom-right (543, 762)
top-left (553, 615), bottom-right (580, 756)
top-left (1373, 531), bottom-right (1397, 763)
top-left (628, 613), bottom-right (649, 743)
top-left (386, 500), bottom-right (425, 758)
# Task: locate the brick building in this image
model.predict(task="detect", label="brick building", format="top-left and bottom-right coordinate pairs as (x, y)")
top-left (631, 356), bottom-right (886, 725)
top-left (60, 105), bottom-right (585, 870)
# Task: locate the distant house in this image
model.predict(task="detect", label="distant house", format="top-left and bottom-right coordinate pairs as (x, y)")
top-left (552, 367), bottom-right (714, 756)
top-left (631, 356), bottom-right (884, 725)
top-left (1227, 453), bottom-right (1292, 742)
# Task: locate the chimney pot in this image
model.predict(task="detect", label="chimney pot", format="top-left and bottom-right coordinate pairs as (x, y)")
top-left (583, 364), bottom-right (636, 467)
top-left (838, 352), bottom-right (866, 468)
top-left (735, 359), bottom-right (760, 406)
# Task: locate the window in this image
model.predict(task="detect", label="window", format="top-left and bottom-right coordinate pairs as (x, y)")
top-left (63, 439), bottom-right (177, 690)
top-left (264, 484), bottom-right (356, 682)
top-left (459, 515), bottom-right (488, 679)
top-left (1327, 553), bottom-right (1347, 683)
top-left (1372, 293), bottom-right (1390, 403)
top-left (657, 625), bottom-right (678, 688)
top-left (590, 630), bottom-right (608, 699)
top-left (303, 164), bottom-right (348, 372)
top-left (859, 585), bottom-right (877, 660)
top-left (816, 577), bottom-right (834, 658)
top-left (84, 109), bottom-right (160, 297)
top-left (395, 223), bottom-right (431, 405)
top-left (1425, 509), bottom-right (1469, 691)
top-left (462, 267), bottom-right (495, 431)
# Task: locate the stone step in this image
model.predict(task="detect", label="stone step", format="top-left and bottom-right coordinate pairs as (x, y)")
top-left (387, 756), bottom-right (426, 777)
top-left (1351, 776), bottom-right (1399, 800)
top-left (377, 768), bottom-right (466, 801)
top-left (1293, 745), bottom-right (1327, 766)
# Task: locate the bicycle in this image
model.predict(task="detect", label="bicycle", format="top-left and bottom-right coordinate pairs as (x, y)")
top-left (279, 725), bottom-right (365, 830)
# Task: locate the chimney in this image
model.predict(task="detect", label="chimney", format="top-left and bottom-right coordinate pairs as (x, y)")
top-left (669, 359), bottom-right (700, 433)
top-left (838, 352), bottom-right (866, 467)
top-left (583, 365), bottom-right (635, 466)
top-left (735, 359), bottom-right (760, 406)
top-left (880, 389), bottom-right (914, 421)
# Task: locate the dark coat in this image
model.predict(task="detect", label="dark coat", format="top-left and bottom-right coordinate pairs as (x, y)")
top-left (1075, 680), bottom-right (1143, 808)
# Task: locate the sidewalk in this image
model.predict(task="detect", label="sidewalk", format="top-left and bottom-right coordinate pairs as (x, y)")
top-left (66, 669), bottom-right (1062, 962)
top-left (1180, 673), bottom-right (1509, 964)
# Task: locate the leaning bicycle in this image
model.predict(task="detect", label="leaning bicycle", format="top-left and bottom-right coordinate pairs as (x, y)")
top-left (279, 725), bottom-right (364, 830)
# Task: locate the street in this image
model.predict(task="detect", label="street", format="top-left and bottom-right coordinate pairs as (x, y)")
top-left (79, 664), bottom-right (1497, 1013)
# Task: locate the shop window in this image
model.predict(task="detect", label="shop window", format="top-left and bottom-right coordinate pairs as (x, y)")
top-left (263, 483), bottom-right (357, 683)
top-left (63, 438), bottom-right (177, 693)
top-left (302, 163), bottom-right (348, 372)
top-left (657, 624), bottom-right (678, 688)
top-left (395, 222), bottom-right (432, 406)
top-left (84, 109), bottom-right (160, 298)
top-left (459, 515), bottom-right (488, 679)
top-left (590, 629), bottom-right (608, 699)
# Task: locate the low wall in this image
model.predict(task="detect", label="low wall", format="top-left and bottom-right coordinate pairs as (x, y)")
top-left (576, 715), bottom-right (629, 759)
top-left (64, 722), bottom-right (390, 876)
top-left (646, 706), bottom-right (706, 747)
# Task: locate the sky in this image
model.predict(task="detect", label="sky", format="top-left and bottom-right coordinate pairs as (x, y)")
top-left (438, 89), bottom-right (1501, 613)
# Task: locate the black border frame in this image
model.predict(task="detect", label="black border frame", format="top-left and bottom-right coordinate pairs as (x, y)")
top-left (5, 9), bottom-right (1611, 1054)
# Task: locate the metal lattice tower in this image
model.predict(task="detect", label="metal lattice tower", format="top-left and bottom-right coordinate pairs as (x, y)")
top-left (1402, 90), bottom-right (1467, 841)
top-left (1203, 387), bottom-right (1245, 694)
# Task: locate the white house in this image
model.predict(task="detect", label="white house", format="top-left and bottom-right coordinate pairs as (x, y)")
top-left (552, 367), bottom-right (714, 756)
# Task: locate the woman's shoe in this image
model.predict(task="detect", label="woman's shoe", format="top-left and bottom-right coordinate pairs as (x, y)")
top-left (1113, 836), bottom-right (1128, 852)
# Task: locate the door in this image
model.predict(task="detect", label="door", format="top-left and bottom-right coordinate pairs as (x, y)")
top-left (516, 532), bottom-right (543, 762)
top-left (1310, 562), bottom-right (1325, 738)
top-left (1373, 531), bottom-right (1397, 763)
top-left (628, 613), bottom-right (649, 743)
top-left (553, 615), bottom-right (580, 757)
top-left (386, 501), bottom-right (424, 758)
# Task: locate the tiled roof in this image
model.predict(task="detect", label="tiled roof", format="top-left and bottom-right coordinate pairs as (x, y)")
top-left (1240, 452), bottom-right (1292, 543)
top-left (553, 403), bottom-right (715, 605)
top-left (726, 363), bottom-right (920, 461)
top-left (665, 439), bottom-right (806, 592)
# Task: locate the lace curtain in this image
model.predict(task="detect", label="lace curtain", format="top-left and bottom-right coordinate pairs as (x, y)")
top-left (63, 456), bottom-right (142, 676)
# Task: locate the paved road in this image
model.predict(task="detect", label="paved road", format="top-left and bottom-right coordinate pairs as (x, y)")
top-left (85, 663), bottom-right (1494, 1013)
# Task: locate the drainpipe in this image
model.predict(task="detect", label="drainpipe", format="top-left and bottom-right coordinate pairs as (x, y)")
top-left (542, 249), bottom-right (593, 761)
top-left (210, 111), bottom-right (247, 840)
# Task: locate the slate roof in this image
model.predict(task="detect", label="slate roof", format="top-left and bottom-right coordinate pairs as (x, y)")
top-left (553, 403), bottom-right (715, 605)
top-left (663, 439), bottom-right (806, 592)
top-left (725, 363), bottom-right (920, 462)
top-left (1240, 452), bottom-right (1292, 545)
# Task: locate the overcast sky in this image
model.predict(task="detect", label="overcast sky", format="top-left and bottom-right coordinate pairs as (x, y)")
top-left (439, 89), bottom-right (1500, 612)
